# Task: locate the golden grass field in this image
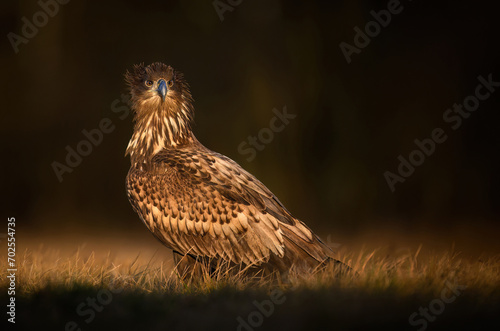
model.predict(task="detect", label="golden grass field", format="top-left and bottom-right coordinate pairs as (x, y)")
top-left (2, 224), bottom-right (500, 331)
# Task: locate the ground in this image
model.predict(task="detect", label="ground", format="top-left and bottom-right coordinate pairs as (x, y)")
top-left (2, 224), bottom-right (499, 331)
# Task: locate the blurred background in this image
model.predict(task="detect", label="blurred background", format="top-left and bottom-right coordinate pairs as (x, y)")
top-left (1, 0), bottom-right (499, 251)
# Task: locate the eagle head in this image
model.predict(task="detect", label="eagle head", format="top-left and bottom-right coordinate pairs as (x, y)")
top-left (125, 62), bottom-right (194, 121)
top-left (125, 62), bottom-right (195, 161)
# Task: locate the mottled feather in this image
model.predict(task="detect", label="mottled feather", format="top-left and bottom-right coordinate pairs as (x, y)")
top-left (125, 62), bottom-right (346, 275)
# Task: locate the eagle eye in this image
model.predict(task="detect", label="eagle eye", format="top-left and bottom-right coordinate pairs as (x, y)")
top-left (167, 80), bottom-right (174, 88)
top-left (145, 80), bottom-right (153, 87)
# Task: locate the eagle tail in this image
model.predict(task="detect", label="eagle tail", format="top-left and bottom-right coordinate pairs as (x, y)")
top-left (267, 224), bottom-right (353, 275)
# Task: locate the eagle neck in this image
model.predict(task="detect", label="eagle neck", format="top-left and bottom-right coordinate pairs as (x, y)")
top-left (126, 105), bottom-right (193, 167)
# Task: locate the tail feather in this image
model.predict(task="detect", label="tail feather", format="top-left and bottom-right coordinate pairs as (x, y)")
top-left (266, 224), bottom-right (353, 274)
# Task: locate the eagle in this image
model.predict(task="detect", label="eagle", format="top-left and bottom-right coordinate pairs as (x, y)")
top-left (125, 62), bottom-right (348, 278)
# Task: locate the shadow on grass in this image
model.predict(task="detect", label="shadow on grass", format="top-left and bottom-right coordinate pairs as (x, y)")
top-left (7, 282), bottom-right (500, 331)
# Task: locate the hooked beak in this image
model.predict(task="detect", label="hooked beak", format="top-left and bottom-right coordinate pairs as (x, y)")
top-left (157, 79), bottom-right (167, 101)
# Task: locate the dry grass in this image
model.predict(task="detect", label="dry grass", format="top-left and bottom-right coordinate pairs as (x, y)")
top-left (2, 231), bottom-right (499, 330)
top-left (7, 244), bottom-right (499, 296)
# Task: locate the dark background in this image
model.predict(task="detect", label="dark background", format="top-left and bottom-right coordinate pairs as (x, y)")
top-left (1, 0), bottom-right (499, 236)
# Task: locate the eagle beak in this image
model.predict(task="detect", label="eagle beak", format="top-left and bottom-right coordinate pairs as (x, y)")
top-left (157, 79), bottom-right (167, 101)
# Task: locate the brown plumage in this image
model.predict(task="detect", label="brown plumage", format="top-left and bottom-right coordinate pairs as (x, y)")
top-left (125, 62), bottom-right (348, 277)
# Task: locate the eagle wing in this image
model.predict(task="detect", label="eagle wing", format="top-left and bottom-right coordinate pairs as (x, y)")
top-left (127, 146), bottom-right (333, 267)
